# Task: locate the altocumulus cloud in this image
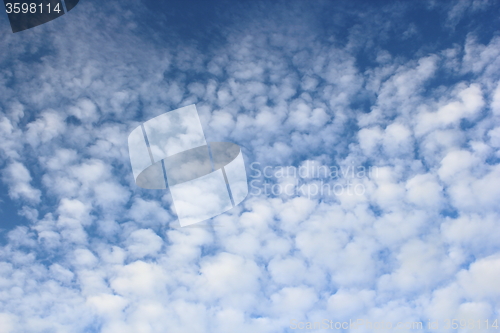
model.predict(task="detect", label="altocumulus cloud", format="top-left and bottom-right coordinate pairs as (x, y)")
top-left (0, 0), bottom-right (500, 332)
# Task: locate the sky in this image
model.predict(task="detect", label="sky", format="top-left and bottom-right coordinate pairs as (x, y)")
top-left (0, 0), bottom-right (500, 332)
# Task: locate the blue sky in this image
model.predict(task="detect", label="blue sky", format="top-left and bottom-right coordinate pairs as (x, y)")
top-left (1, 0), bottom-right (500, 332)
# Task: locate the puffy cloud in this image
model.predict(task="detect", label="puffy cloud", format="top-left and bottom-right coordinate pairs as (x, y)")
top-left (2, 161), bottom-right (41, 203)
top-left (25, 111), bottom-right (66, 147)
top-left (126, 229), bottom-right (163, 259)
top-left (327, 289), bottom-right (375, 319)
top-left (416, 83), bottom-right (484, 136)
top-left (196, 252), bottom-right (261, 307)
top-left (405, 173), bottom-right (444, 209)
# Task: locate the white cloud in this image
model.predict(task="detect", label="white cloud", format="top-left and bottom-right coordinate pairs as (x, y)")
top-left (25, 111), bottom-right (66, 147)
top-left (405, 173), bottom-right (444, 209)
top-left (327, 289), bottom-right (375, 319)
top-left (2, 161), bottom-right (41, 203)
top-left (126, 229), bottom-right (163, 259)
top-left (416, 83), bottom-right (484, 136)
top-left (270, 286), bottom-right (318, 317)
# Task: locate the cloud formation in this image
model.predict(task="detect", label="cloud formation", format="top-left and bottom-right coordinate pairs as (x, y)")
top-left (0, 0), bottom-right (499, 332)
